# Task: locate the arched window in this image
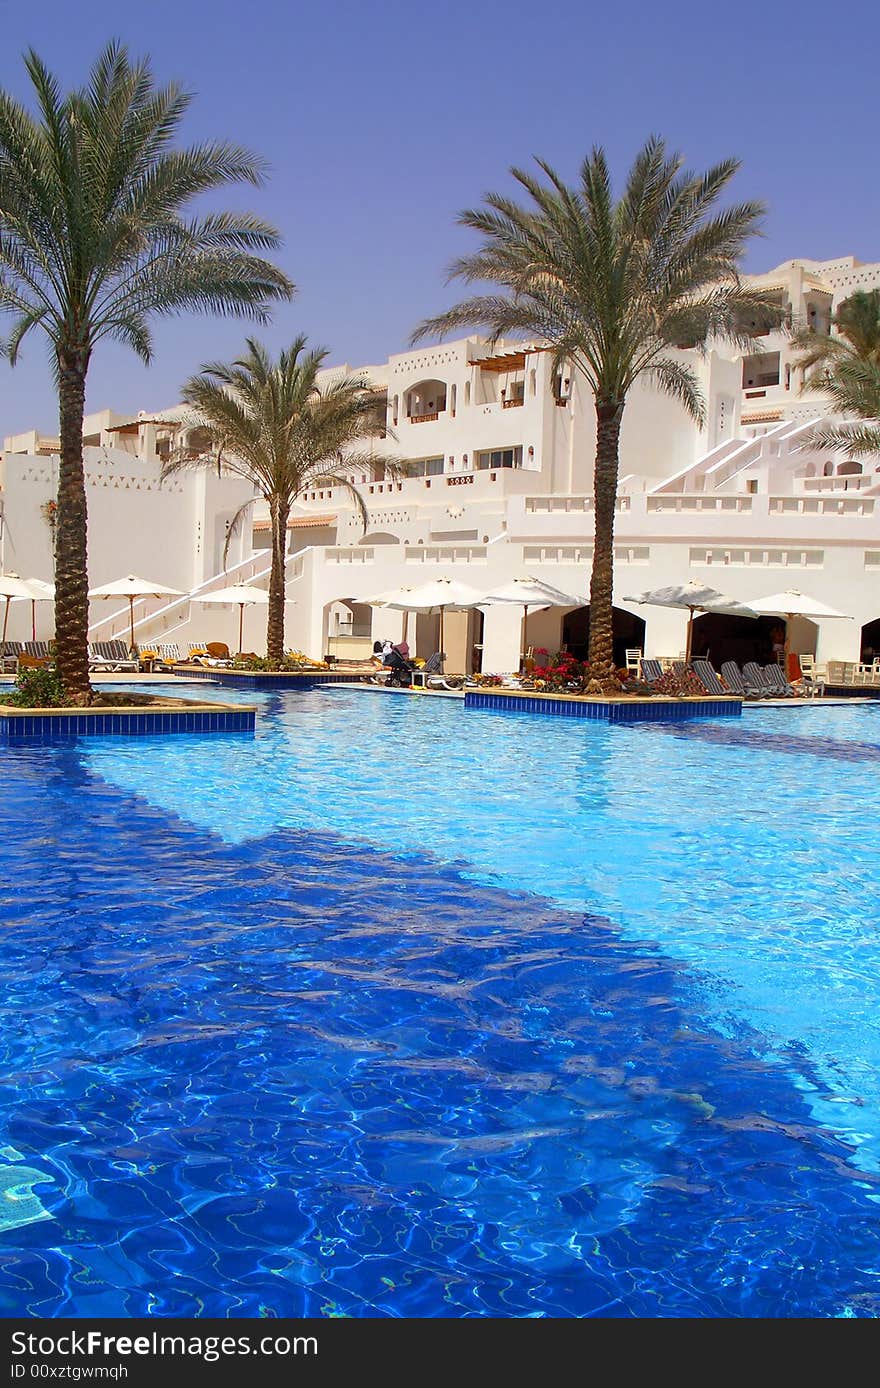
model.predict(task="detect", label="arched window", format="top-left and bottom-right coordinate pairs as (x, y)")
top-left (405, 379), bottom-right (447, 420)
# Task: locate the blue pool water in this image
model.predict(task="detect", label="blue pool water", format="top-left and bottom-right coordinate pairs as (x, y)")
top-left (2, 686), bottom-right (880, 1317)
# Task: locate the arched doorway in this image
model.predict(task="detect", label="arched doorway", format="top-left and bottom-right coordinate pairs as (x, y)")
top-left (324, 597), bottom-right (376, 662)
top-left (561, 606), bottom-right (646, 667)
top-left (861, 617), bottom-right (880, 663)
top-left (691, 612), bottom-right (818, 670)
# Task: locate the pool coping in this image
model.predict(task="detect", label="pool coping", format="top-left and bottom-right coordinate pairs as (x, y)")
top-left (0, 699), bottom-right (255, 743)
top-left (173, 667), bottom-right (366, 690)
top-left (464, 688), bottom-right (743, 722)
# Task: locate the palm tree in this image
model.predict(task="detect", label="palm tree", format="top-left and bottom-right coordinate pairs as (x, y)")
top-left (0, 44), bottom-right (293, 703)
top-left (791, 289), bottom-right (880, 457)
top-left (412, 137), bottom-right (774, 682)
top-left (171, 337), bottom-right (391, 663)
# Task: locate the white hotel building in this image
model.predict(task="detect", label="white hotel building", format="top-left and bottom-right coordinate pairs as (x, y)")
top-left (2, 254), bottom-right (879, 672)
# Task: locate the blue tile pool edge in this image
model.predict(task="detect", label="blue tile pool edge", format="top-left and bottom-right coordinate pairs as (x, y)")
top-left (464, 690), bottom-right (743, 723)
top-left (175, 668), bottom-right (366, 690)
top-left (0, 706), bottom-right (256, 743)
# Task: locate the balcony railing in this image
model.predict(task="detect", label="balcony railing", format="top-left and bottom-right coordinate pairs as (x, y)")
top-left (408, 411), bottom-right (439, 424)
top-left (525, 495), bottom-right (631, 513)
top-left (405, 544), bottom-right (487, 565)
top-left (502, 398), bottom-right (524, 409)
top-left (803, 475), bottom-right (873, 492)
top-left (769, 495), bottom-right (875, 516)
top-left (647, 494), bottom-right (753, 513)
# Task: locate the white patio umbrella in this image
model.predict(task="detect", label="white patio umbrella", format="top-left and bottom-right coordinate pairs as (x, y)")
top-left (480, 576), bottom-right (588, 668)
top-left (375, 577), bottom-right (487, 655)
top-left (363, 586), bottom-right (419, 647)
top-left (197, 582), bottom-right (270, 653)
top-left (89, 574), bottom-right (183, 650)
top-left (747, 588), bottom-right (851, 665)
top-left (624, 580), bottom-right (758, 662)
top-left (20, 577), bottom-right (55, 642)
top-left (0, 573), bottom-right (41, 644)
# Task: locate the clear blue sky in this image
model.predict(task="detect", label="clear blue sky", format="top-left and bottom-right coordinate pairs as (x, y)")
top-left (0, 0), bottom-right (876, 435)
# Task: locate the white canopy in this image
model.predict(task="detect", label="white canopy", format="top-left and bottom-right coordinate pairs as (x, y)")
top-left (625, 581), bottom-right (758, 661)
top-left (197, 582), bottom-right (271, 653)
top-left (20, 577), bottom-right (55, 600)
top-left (377, 577), bottom-right (487, 612)
top-left (747, 589), bottom-right (850, 621)
top-left (624, 581), bottom-right (758, 618)
top-left (363, 586), bottom-right (418, 607)
top-left (196, 583), bottom-right (270, 606)
top-left (0, 573), bottom-right (44, 643)
top-left (0, 573), bottom-right (41, 600)
top-left (89, 574), bottom-right (183, 599)
top-left (479, 577), bottom-right (588, 610)
top-left (89, 574), bottom-right (184, 650)
top-left (371, 577), bottom-right (486, 655)
top-left (479, 577), bottom-right (588, 669)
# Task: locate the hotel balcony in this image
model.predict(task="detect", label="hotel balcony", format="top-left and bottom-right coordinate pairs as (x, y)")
top-left (506, 490), bottom-right (879, 546)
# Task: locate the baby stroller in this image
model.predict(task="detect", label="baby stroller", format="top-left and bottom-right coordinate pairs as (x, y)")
top-left (383, 647), bottom-right (415, 687)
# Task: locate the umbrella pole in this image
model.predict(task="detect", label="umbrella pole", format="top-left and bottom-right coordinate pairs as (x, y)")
top-left (31, 600), bottom-right (36, 643)
top-left (439, 605), bottom-right (444, 659)
top-left (129, 596), bottom-right (136, 653)
top-left (685, 608), bottom-right (695, 663)
top-left (521, 603), bottom-right (528, 671)
top-left (2, 596), bottom-right (9, 644)
top-left (783, 611), bottom-right (792, 675)
top-left (238, 603), bottom-right (244, 655)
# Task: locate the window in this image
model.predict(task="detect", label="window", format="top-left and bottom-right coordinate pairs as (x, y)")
top-left (405, 457), bottom-right (444, 478)
top-left (475, 446), bottom-right (522, 471)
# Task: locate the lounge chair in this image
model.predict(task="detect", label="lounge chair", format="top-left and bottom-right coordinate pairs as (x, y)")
top-left (692, 658), bottom-right (727, 696)
top-left (720, 662), bottom-right (768, 699)
top-left (18, 641), bottom-right (53, 669)
top-left (761, 663), bottom-right (797, 697)
top-left (155, 643), bottom-right (185, 669)
top-left (189, 641), bottom-right (234, 667)
top-left (411, 652), bottom-right (463, 690)
top-left (89, 640), bottom-right (139, 672)
top-left (0, 640), bottom-right (23, 673)
top-left (639, 658), bottom-right (664, 684)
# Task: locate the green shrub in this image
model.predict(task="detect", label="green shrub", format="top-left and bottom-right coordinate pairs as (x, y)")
top-left (8, 664), bottom-right (67, 707)
top-left (232, 654), bottom-right (325, 673)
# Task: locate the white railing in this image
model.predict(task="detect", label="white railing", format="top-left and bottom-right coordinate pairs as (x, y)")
top-left (647, 494), bottom-right (753, 513)
top-left (325, 547), bottom-right (374, 564)
top-left (802, 475), bottom-right (875, 493)
top-left (525, 495), bottom-right (631, 513)
top-left (769, 496), bottom-right (875, 516)
top-left (87, 548), bottom-right (307, 643)
top-left (405, 545), bottom-right (487, 564)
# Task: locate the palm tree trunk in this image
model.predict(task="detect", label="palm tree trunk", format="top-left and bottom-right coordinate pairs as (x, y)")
top-left (587, 399), bottom-right (624, 681)
top-left (54, 352), bottom-right (92, 704)
top-left (266, 496), bottom-right (289, 664)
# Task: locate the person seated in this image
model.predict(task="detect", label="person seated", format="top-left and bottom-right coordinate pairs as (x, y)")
top-left (371, 638), bottom-right (394, 667)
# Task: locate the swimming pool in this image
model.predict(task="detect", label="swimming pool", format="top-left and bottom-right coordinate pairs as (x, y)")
top-left (1, 687), bottom-right (879, 1317)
